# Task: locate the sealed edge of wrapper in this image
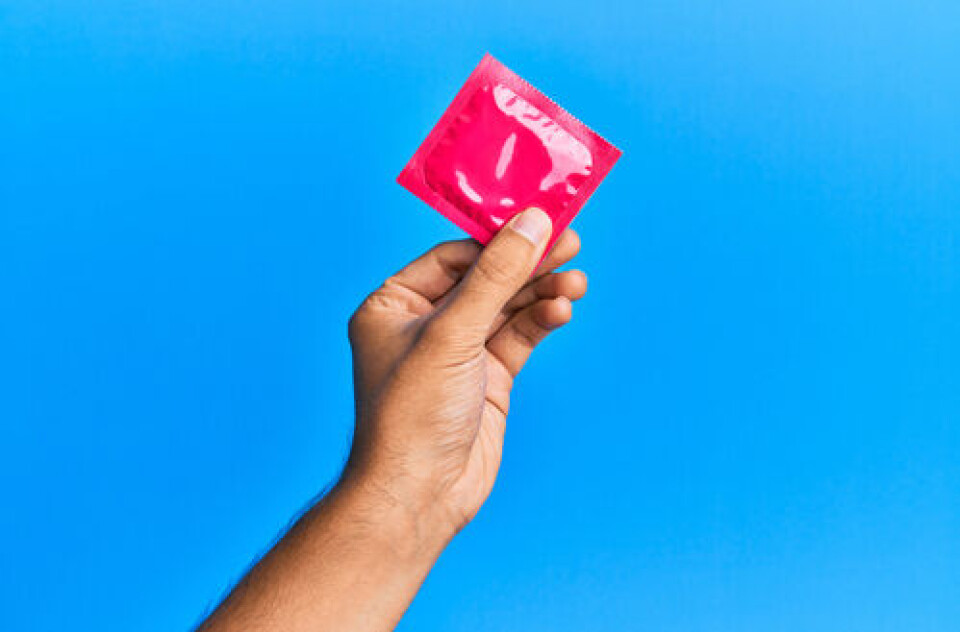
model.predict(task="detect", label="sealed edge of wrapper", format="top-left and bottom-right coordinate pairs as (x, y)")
top-left (398, 54), bottom-right (622, 245)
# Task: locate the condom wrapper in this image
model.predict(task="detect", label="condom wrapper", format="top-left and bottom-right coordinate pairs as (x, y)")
top-left (398, 54), bottom-right (621, 252)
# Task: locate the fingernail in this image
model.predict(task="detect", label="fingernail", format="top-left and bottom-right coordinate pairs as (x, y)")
top-left (511, 207), bottom-right (552, 245)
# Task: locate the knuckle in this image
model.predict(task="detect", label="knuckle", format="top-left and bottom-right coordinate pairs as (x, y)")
top-left (346, 309), bottom-right (366, 343)
top-left (347, 298), bottom-right (378, 343)
top-left (474, 249), bottom-right (523, 288)
top-left (513, 320), bottom-right (543, 349)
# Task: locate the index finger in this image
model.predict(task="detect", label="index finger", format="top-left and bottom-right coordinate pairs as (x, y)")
top-left (383, 239), bottom-right (482, 302)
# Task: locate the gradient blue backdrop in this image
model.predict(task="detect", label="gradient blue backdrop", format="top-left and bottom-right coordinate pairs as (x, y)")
top-left (2, 2), bottom-right (958, 630)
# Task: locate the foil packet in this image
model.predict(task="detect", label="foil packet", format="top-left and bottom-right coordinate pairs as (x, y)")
top-left (398, 54), bottom-right (621, 252)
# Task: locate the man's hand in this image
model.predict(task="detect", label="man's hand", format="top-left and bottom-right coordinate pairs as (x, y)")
top-left (344, 208), bottom-right (587, 538)
top-left (198, 208), bottom-right (587, 632)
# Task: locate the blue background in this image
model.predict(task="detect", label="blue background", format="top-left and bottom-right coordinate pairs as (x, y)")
top-left (2, 1), bottom-right (958, 630)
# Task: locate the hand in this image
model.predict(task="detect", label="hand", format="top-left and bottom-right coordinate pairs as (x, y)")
top-left (197, 208), bottom-right (589, 632)
top-left (343, 207), bottom-right (588, 541)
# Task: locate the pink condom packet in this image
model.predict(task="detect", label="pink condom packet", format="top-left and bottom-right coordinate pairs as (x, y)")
top-left (398, 54), bottom-right (621, 253)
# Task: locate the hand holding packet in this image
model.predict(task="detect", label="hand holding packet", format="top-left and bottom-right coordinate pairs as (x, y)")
top-left (398, 54), bottom-right (621, 252)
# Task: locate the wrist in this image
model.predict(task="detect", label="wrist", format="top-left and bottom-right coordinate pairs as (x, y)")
top-left (334, 465), bottom-right (457, 564)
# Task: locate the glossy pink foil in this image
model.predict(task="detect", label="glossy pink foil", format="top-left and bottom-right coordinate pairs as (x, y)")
top-left (398, 54), bottom-right (621, 252)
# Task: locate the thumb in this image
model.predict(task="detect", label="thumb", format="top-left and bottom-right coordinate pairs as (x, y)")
top-left (436, 207), bottom-right (553, 336)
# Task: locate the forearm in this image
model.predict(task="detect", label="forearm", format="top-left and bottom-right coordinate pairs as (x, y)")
top-left (200, 210), bottom-right (570, 630)
top-left (198, 472), bottom-right (452, 632)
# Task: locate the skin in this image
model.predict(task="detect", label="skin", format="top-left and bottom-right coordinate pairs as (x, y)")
top-left (198, 208), bottom-right (588, 631)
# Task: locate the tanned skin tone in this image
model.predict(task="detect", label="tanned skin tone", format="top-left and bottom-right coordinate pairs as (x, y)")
top-left (198, 208), bottom-right (588, 631)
